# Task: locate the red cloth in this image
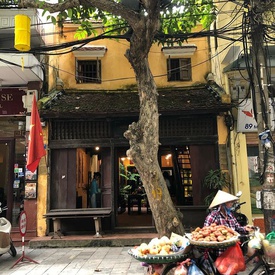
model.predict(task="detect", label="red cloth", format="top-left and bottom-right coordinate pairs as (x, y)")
top-left (26, 95), bottom-right (46, 172)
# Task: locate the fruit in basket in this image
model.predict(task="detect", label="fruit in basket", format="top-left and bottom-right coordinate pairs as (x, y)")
top-left (133, 234), bottom-right (189, 256)
top-left (149, 245), bottom-right (161, 255)
top-left (190, 224), bottom-right (238, 242)
top-left (136, 243), bottom-right (149, 255)
top-left (159, 236), bottom-right (171, 246)
top-left (262, 239), bottom-right (275, 258)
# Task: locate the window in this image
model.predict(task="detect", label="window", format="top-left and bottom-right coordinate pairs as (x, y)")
top-left (76, 59), bottom-right (101, 83)
top-left (167, 58), bottom-right (191, 81)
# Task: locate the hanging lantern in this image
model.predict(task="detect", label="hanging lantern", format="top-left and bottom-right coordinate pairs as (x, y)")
top-left (14, 14), bottom-right (31, 52)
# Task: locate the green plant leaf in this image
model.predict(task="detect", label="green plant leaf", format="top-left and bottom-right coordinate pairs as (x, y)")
top-left (203, 169), bottom-right (230, 206)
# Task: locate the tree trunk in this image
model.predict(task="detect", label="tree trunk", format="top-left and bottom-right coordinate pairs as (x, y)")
top-left (124, 15), bottom-right (184, 237)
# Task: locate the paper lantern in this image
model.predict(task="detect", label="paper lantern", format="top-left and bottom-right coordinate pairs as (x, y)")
top-left (14, 14), bottom-right (31, 51)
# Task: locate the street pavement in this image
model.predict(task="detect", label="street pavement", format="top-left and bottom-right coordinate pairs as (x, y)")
top-left (0, 246), bottom-right (145, 275)
top-left (0, 246), bottom-right (271, 275)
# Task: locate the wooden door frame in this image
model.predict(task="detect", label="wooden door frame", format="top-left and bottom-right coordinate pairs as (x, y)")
top-left (0, 138), bottom-right (15, 220)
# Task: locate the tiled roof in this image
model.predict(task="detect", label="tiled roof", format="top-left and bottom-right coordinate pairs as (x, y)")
top-left (39, 85), bottom-right (232, 119)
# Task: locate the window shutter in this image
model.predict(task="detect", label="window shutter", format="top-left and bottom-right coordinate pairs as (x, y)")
top-left (167, 56), bottom-right (171, 81)
top-left (97, 58), bottom-right (101, 82)
top-left (76, 58), bottom-right (84, 83)
top-left (75, 58), bottom-right (79, 82)
top-left (180, 59), bottom-right (191, 81)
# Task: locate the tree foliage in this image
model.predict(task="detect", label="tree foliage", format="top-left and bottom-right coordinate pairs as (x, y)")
top-left (20, 0), bottom-right (215, 43)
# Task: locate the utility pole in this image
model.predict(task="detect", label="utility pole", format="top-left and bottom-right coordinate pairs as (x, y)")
top-left (250, 0), bottom-right (275, 233)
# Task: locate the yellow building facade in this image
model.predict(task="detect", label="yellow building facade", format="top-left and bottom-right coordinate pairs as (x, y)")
top-left (37, 22), bottom-right (232, 236)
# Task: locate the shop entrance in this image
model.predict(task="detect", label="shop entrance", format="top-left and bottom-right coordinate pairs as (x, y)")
top-left (0, 138), bottom-right (25, 227)
top-left (115, 144), bottom-right (217, 228)
top-left (116, 148), bottom-right (153, 227)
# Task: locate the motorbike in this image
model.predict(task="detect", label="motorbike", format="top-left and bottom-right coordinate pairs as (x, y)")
top-left (232, 201), bottom-right (248, 226)
top-left (231, 191), bottom-right (250, 255)
top-left (0, 203), bottom-right (17, 257)
top-left (231, 191), bottom-right (249, 226)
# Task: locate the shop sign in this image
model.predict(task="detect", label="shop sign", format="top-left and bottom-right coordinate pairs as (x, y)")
top-left (237, 98), bottom-right (275, 132)
top-left (0, 88), bottom-right (26, 116)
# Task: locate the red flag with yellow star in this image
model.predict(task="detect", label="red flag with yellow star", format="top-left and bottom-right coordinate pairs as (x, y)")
top-left (26, 95), bottom-right (46, 172)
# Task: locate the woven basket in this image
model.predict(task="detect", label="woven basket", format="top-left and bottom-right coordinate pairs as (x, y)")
top-left (128, 248), bottom-right (189, 264)
top-left (188, 236), bottom-right (239, 249)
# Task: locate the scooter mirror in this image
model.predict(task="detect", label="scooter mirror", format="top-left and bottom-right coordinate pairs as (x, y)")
top-left (236, 191), bottom-right (242, 197)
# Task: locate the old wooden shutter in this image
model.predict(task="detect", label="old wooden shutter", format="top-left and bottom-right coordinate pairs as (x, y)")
top-left (50, 149), bottom-right (77, 209)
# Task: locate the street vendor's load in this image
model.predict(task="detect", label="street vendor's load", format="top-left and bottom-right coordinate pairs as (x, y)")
top-left (133, 233), bottom-right (190, 257)
top-left (263, 231), bottom-right (275, 259)
top-left (190, 223), bottom-right (238, 242)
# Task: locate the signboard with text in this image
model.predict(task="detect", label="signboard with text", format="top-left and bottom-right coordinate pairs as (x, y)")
top-left (0, 88), bottom-right (26, 116)
top-left (237, 98), bottom-right (275, 132)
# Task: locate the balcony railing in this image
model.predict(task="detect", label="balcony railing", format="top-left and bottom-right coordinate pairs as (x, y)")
top-left (0, 0), bottom-right (19, 8)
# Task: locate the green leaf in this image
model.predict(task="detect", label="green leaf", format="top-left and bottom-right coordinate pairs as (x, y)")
top-left (68, 9), bottom-right (73, 18)
top-left (39, 1), bottom-right (45, 9)
top-left (74, 29), bottom-right (88, 40)
top-left (51, 16), bottom-right (57, 25)
top-left (42, 9), bottom-right (47, 17)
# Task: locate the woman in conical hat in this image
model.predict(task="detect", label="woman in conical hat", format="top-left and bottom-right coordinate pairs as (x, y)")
top-left (208, 190), bottom-right (239, 209)
top-left (204, 190), bottom-right (252, 259)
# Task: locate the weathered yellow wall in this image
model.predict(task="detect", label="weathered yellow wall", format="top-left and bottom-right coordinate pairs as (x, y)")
top-left (37, 126), bottom-right (48, 236)
top-left (48, 24), bottom-right (210, 91)
top-left (210, 1), bottom-right (243, 87)
top-left (217, 115), bottom-right (228, 145)
top-left (232, 133), bottom-right (252, 224)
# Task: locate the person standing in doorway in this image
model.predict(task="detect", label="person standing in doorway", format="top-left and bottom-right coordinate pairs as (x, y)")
top-left (90, 172), bottom-right (101, 208)
top-left (163, 171), bottom-right (171, 190)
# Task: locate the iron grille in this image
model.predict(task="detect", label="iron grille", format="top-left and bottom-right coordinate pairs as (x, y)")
top-left (160, 116), bottom-right (216, 137)
top-left (51, 116), bottom-right (216, 141)
top-left (51, 121), bottom-right (111, 140)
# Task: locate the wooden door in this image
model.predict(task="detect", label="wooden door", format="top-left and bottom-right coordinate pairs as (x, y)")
top-left (189, 145), bottom-right (218, 205)
top-left (100, 148), bottom-right (112, 207)
top-left (50, 149), bottom-right (77, 209)
top-left (0, 138), bottom-right (14, 220)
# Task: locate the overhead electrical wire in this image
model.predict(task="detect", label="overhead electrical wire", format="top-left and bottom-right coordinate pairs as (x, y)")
top-left (0, 1), bottom-right (248, 84)
top-left (238, 0), bottom-right (275, 185)
top-left (0, 23), bottom-right (245, 55)
top-left (0, 2), bottom-right (248, 54)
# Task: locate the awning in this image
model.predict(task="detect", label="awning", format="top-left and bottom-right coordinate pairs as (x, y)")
top-left (162, 45), bottom-right (197, 57)
top-left (72, 46), bottom-right (107, 58)
top-left (39, 85), bottom-right (233, 119)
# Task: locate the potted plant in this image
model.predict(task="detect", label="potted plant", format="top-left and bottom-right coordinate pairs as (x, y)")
top-left (118, 163), bottom-right (140, 213)
top-left (203, 169), bottom-right (230, 206)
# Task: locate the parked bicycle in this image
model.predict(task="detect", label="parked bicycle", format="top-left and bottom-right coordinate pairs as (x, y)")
top-left (161, 227), bottom-right (275, 275)
top-left (240, 226), bottom-right (275, 275)
top-left (129, 226), bottom-right (275, 275)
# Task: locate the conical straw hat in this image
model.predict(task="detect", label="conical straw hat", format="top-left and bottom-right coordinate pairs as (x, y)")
top-left (209, 190), bottom-right (239, 209)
